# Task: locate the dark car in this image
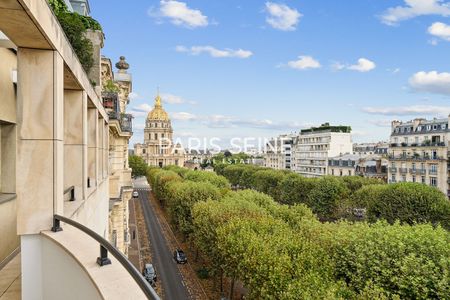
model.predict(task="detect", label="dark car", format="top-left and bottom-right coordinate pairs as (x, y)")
top-left (143, 263), bottom-right (157, 284)
top-left (173, 249), bottom-right (187, 264)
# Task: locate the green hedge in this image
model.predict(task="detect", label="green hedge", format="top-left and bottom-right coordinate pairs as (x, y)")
top-left (351, 183), bottom-right (450, 229)
top-left (184, 170), bottom-right (230, 189)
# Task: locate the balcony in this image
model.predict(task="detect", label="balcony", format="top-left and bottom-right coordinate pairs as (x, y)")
top-left (429, 169), bottom-right (438, 175)
top-left (390, 142), bottom-right (446, 148)
top-left (388, 154), bottom-right (445, 161)
top-left (389, 167), bottom-right (397, 173)
top-left (410, 168), bottom-right (426, 175)
top-left (399, 168), bottom-right (408, 174)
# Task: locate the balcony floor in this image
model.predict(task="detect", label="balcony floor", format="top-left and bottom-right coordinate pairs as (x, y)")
top-left (0, 252), bottom-right (21, 300)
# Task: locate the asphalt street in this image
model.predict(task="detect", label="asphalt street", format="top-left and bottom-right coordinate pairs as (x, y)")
top-left (133, 177), bottom-right (190, 300)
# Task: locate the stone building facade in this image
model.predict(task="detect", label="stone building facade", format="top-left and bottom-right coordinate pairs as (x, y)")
top-left (134, 95), bottom-right (185, 167)
top-left (291, 123), bottom-right (353, 177)
top-left (101, 56), bottom-right (134, 256)
top-left (388, 117), bottom-right (450, 197)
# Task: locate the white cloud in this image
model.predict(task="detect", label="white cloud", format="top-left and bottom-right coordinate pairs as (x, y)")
top-left (286, 55), bottom-right (321, 70)
top-left (265, 2), bottom-right (302, 31)
top-left (368, 119), bottom-right (392, 127)
top-left (151, 0), bottom-right (208, 28)
top-left (381, 0), bottom-right (450, 25)
top-left (362, 105), bottom-right (450, 117)
top-left (129, 92), bottom-right (141, 100)
top-left (348, 58), bottom-right (376, 72)
top-left (428, 22), bottom-right (450, 41)
top-left (161, 93), bottom-right (197, 105)
top-left (332, 58), bottom-right (376, 72)
top-left (175, 45), bottom-right (253, 58)
top-left (409, 71), bottom-right (450, 95)
top-left (172, 112), bottom-right (197, 121)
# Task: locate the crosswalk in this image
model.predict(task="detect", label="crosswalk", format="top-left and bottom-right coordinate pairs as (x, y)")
top-left (134, 187), bottom-right (151, 191)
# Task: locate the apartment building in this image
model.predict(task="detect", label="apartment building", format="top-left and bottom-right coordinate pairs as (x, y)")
top-left (328, 153), bottom-right (388, 181)
top-left (264, 134), bottom-right (294, 170)
top-left (388, 117), bottom-right (450, 197)
top-left (291, 123), bottom-right (353, 177)
top-left (0, 1), bottom-right (157, 299)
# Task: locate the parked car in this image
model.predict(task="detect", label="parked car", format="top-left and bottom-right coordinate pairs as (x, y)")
top-left (143, 263), bottom-right (157, 283)
top-left (173, 249), bottom-right (187, 264)
top-left (132, 191), bottom-right (139, 198)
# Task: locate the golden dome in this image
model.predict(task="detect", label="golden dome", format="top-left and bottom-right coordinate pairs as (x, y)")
top-left (147, 94), bottom-right (170, 121)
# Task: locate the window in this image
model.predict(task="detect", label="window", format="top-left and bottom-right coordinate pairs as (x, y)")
top-left (391, 175), bottom-right (396, 182)
top-left (412, 163), bottom-right (416, 170)
top-left (415, 137), bottom-right (419, 144)
top-left (421, 176), bottom-right (426, 184)
top-left (430, 177), bottom-right (437, 186)
top-left (155, 133), bottom-right (158, 140)
top-left (142, 149), bottom-right (146, 154)
top-left (402, 175), bottom-right (406, 182)
top-left (412, 175), bottom-right (416, 182)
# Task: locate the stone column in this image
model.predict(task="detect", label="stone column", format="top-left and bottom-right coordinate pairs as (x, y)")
top-left (63, 90), bottom-right (86, 201)
top-left (87, 108), bottom-right (98, 189)
top-left (16, 48), bottom-right (64, 235)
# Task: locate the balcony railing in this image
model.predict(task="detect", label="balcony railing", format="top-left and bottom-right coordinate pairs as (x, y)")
top-left (51, 214), bottom-right (160, 300)
top-left (389, 167), bottom-right (397, 173)
top-left (390, 142), bottom-right (446, 148)
top-left (388, 155), bottom-right (445, 161)
top-left (429, 170), bottom-right (438, 175)
top-left (399, 168), bottom-right (408, 174)
top-left (409, 168), bottom-right (426, 175)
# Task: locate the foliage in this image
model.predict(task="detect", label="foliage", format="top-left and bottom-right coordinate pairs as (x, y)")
top-left (103, 79), bottom-right (119, 93)
top-left (339, 176), bottom-right (384, 194)
top-left (128, 155), bottom-right (148, 178)
top-left (47, 0), bottom-right (102, 73)
top-left (184, 170), bottom-right (230, 189)
top-left (280, 173), bottom-right (319, 205)
top-left (252, 169), bottom-right (286, 201)
top-left (147, 169), bottom-right (182, 205)
top-left (217, 216), bottom-right (345, 299)
top-left (353, 183), bottom-right (450, 229)
top-left (325, 221), bottom-right (450, 299)
top-left (163, 165), bottom-right (190, 177)
top-left (307, 176), bottom-right (350, 220)
top-left (166, 181), bottom-right (221, 237)
top-left (221, 165), bottom-right (247, 187)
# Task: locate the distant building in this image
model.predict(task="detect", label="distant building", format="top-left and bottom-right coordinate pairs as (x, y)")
top-left (328, 153), bottom-right (388, 182)
top-left (388, 117), bottom-right (450, 197)
top-left (134, 94), bottom-right (185, 168)
top-left (264, 134), bottom-right (294, 170)
top-left (328, 153), bottom-right (362, 177)
top-left (291, 123), bottom-right (353, 177)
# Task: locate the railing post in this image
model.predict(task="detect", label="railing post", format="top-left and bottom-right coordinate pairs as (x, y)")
top-left (97, 245), bottom-right (111, 266)
top-left (51, 217), bottom-right (63, 232)
top-left (70, 187), bottom-right (75, 201)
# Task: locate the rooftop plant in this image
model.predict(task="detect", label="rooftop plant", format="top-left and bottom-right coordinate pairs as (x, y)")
top-left (48, 0), bottom-right (103, 73)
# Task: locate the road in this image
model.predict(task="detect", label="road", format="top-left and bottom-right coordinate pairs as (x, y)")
top-left (133, 177), bottom-right (190, 300)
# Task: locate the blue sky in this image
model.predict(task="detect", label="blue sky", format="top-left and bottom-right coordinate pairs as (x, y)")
top-left (90, 0), bottom-right (450, 147)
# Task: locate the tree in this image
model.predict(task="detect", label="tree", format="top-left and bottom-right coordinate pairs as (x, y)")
top-left (307, 176), bottom-right (350, 220)
top-left (184, 170), bottom-right (230, 189)
top-left (128, 155), bottom-right (148, 178)
top-left (280, 173), bottom-right (319, 205)
top-left (166, 181), bottom-right (221, 237)
top-left (364, 183), bottom-right (450, 229)
top-left (326, 221), bottom-right (450, 299)
top-left (252, 169), bottom-right (286, 201)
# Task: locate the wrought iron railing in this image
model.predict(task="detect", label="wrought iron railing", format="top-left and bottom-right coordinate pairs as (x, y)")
top-left (51, 214), bottom-right (160, 300)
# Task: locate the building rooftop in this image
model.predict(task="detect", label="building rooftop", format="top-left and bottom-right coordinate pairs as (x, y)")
top-left (301, 123), bottom-right (351, 134)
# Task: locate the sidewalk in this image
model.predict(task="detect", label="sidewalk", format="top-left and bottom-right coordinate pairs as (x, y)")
top-left (128, 197), bottom-right (141, 271)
